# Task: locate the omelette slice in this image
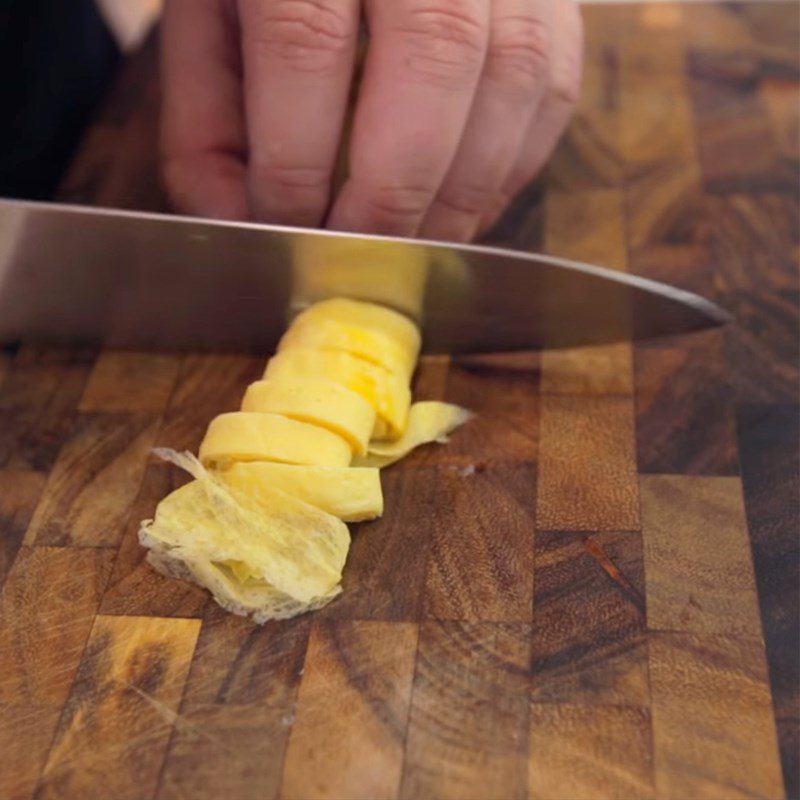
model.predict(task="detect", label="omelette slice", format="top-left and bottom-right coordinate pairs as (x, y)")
top-left (241, 378), bottom-right (375, 456)
top-left (140, 451), bottom-right (349, 618)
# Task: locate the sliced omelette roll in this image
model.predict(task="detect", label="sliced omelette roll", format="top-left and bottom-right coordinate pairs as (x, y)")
top-left (220, 462), bottom-right (383, 522)
top-left (355, 402), bottom-right (473, 468)
top-left (264, 348), bottom-right (411, 441)
top-left (279, 316), bottom-right (416, 384)
top-left (241, 378), bottom-right (375, 456)
top-left (140, 452), bottom-right (349, 619)
top-left (292, 298), bottom-right (421, 364)
top-left (199, 411), bottom-right (352, 469)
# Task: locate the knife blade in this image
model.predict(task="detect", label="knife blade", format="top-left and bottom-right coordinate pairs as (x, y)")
top-left (0, 198), bottom-right (730, 354)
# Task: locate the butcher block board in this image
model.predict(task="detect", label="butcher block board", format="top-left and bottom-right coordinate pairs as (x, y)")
top-left (0, 3), bottom-right (798, 799)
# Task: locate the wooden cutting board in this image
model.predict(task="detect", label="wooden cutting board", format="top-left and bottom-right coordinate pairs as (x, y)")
top-left (1, 3), bottom-right (798, 799)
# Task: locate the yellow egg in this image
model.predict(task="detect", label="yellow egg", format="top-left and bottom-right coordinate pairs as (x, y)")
top-left (220, 461), bottom-right (383, 522)
top-left (241, 378), bottom-right (375, 456)
top-left (293, 297), bottom-right (421, 364)
top-left (264, 348), bottom-right (411, 441)
top-left (279, 316), bottom-right (416, 384)
top-left (140, 451), bottom-right (349, 621)
top-left (199, 411), bottom-right (352, 469)
top-left (354, 401), bottom-right (473, 468)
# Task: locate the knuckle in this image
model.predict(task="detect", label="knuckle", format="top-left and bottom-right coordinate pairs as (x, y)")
top-left (437, 181), bottom-right (488, 217)
top-left (397, 1), bottom-right (488, 89)
top-left (250, 160), bottom-right (331, 194)
top-left (249, 0), bottom-right (354, 73)
top-left (362, 182), bottom-right (433, 222)
top-left (550, 63), bottom-right (581, 107)
top-left (485, 14), bottom-right (550, 90)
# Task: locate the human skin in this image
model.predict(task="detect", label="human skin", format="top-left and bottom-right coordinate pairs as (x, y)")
top-left (160, 0), bottom-right (583, 242)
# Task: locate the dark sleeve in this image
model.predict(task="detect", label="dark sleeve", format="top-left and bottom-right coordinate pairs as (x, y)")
top-left (0, 0), bottom-right (121, 200)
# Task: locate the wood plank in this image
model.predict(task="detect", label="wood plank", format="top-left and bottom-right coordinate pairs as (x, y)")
top-left (80, 351), bottom-right (181, 413)
top-left (528, 704), bottom-right (654, 800)
top-left (688, 40), bottom-right (793, 195)
top-left (546, 5), bottom-right (626, 191)
top-left (0, 547), bottom-right (114, 706)
top-left (100, 459), bottom-right (207, 618)
top-left (545, 189), bottom-right (628, 270)
top-left (704, 193), bottom-right (799, 404)
top-left (0, 547), bottom-right (114, 798)
top-left (537, 396), bottom-right (639, 531)
top-left (0, 704), bottom-right (63, 800)
top-left (737, 403), bottom-right (800, 799)
top-left (618, 6), bottom-right (703, 252)
top-left (157, 354), bottom-right (263, 451)
top-left (0, 470), bottom-right (46, 588)
top-left (641, 475), bottom-right (764, 637)
top-left (634, 333), bottom-right (739, 474)
top-left (707, 194), bottom-right (799, 296)
top-left (761, 77), bottom-right (800, 162)
top-left (541, 189), bottom-right (632, 396)
top-left (24, 412), bottom-right (159, 547)
top-left (422, 463), bottom-right (534, 623)
top-left (281, 620), bottom-right (417, 800)
top-left (320, 467), bottom-right (437, 621)
top-left (649, 632), bottom-right (784, 800)
top-left (401, 621), bottom-right (530, 800)
top-left (158, 609), bottom-right (310, 800)
top-left (36, 615), bottom-right (200, 800)
top-left (532, 531), bottom-right (648, 706)
top-left (0, 347), bottom-right (95, 472)
top-left (409, 354), bottom-right (539, 469)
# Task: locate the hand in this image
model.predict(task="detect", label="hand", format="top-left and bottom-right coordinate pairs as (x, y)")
top-left (161, 0), bottom-right (583, 241)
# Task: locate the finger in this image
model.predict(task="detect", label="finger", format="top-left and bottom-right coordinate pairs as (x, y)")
top-left (420, 0), bottom-right (554, 242)
top-left (327, 0), bottom-right (490, 237)
top-left (479, 0), bottom-right (583, 235)
top-left (161, 0), bottom-right (249, 219)
top-left (238, 0), bottom-right (360, 226)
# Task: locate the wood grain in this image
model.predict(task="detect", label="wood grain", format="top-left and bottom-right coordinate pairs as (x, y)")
top-left (737, 403), bottom-right (800, 798)
top-left (532, 531), bottom-right (648, 706)
top-left (24, 412), bottom-right (159, 547)
top-left (537, 395), bottom-right (639, 531)
top-left (0, 347), bottom-right (95, 472)
top-left (281, 620), bottom-right (417, 800)
top-left (528, 704), bottom-right (654, 800)
top-left (100, 460), bottom-right (207, 618)
top-left (157, 354), bottom-right (263, 451)
top-left (634, 333), bottom-right (739, 474)
top-left (80, 351), bottom-right (181, 413)
top-left (320, 467), bottom-right (438, 621)
top-left (401, 621), bottom-right (530, 800)
top-left (432, 354), bottom-right (539, 467)
top-left (0, 4), bottom-right (795, 798)
top-left (36, 615), bottom-right (200, 800)
top-left (158, 609), bottom-right (310, 800)
top-left (0, 470), bottom-right (46, 587)
top-left (761, 76), bottom-right (800, 162)
top-left (0, 548), bottom-right (114, 800)
top-left (687, 27), bottom-right (795, 195)
top-left (641, 475), bottom-right (763, 637)
top-left (0, 704), bottom-right (63, 800)
top-left (649, 632), bottom-right (784, 800)
top-left (423, 463), bottom-right (535, 622)
top-left (541, 189), bottom-right (632, 396)
top-left (0, 547), bottom-right (114, 706)
top-left (546, 5), bottom-right (626, 191)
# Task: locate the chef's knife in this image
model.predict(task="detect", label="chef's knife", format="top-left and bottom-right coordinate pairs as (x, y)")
top-left (0, 198), bottom-right (730, 353)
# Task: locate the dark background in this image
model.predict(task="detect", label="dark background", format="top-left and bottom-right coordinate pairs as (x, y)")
top-left (0, 0), bottom-right (120, 199)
